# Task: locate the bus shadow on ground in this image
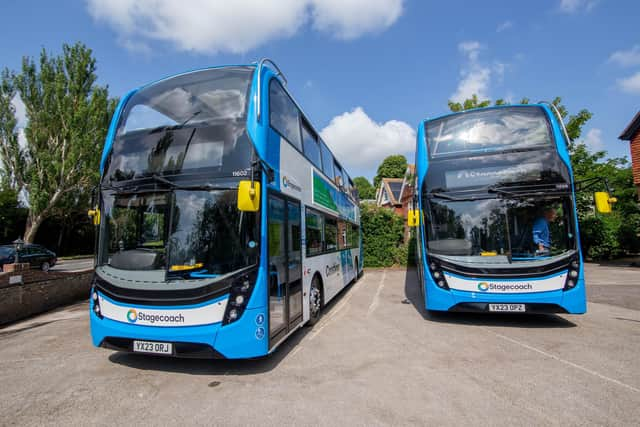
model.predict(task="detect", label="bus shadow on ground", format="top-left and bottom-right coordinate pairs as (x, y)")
top-left (403, 268), bottom-right (577, 328)
top-left (108, 276), bottom-right (361, 376)
top-left (108, 325), bottom-right (310, 376)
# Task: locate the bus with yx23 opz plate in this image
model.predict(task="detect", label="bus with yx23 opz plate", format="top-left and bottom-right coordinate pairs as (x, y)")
top-left (408, 103), bottom-right (616, 314)
top-left (88, 59), bottom-right (362, 359)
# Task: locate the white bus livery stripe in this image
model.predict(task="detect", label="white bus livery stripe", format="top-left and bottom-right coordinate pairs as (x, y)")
top-left (98, 296), bottom-right (228, 327)
top-left (444, 272), bottom-right (567, 294)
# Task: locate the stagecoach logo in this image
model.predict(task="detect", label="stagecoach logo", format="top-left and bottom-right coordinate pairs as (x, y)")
top-left (477, 281), bottom-right (534, 292)
top-left (127, 309), bottom-right (138, 323)
top-left (446, 162), bottom-right (542, 189)
top-left (282, 176), bottom-right (301, 192)
top-left (326, 263), bottom-right (340, 276)
top-left (126, 308), bottom-right (185, 324)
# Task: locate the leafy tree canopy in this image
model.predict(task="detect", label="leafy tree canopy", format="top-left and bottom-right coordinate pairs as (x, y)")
top-left (353, 176), bottom-right (376, 200)
top-left (373, 154), bottom-right (408, 188)
top-left (0, 42), bottom-right (117, 242)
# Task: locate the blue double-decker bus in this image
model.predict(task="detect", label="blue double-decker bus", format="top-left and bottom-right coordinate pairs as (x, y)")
top-left (410, 104), bottom-right (613, 314)
top-left (89, 59), bottom-right (362, 359)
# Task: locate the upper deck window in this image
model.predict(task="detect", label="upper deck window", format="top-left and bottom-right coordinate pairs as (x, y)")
top-left (119, 67), bottom-right (253, 135)
top-left (302, 122), bottom-right (322, 170)
top-left (105, 67), bottom-right (255, 181)
top-left (426, 106), bottom-right (553, 159)
top-left (269, 80), bottom-right (302, 151)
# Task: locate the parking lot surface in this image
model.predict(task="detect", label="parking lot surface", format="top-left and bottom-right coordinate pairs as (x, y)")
top-left (1, 264), bottom-right (639, 426)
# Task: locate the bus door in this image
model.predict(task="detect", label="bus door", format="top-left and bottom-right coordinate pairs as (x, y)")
top-left (267, 194), bottom-right (303, 347)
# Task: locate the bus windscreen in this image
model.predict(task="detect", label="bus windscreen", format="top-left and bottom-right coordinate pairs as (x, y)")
top-left (426, 106), bottom-right (553, 158)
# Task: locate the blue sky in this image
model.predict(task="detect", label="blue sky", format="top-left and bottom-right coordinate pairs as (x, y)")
top-left (1, 0), bottom-right (639, 180)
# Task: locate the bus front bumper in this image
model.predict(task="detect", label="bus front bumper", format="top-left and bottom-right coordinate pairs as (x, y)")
top-left (425, 278), bottom-right (586, 314)
top-left (90, 294), bottom-right (269, 359)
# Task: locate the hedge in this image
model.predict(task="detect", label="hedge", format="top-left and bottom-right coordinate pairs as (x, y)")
top-left (360, 205), bottom-right (414, 267)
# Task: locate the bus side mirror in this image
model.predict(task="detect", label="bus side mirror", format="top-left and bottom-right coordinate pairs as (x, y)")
top-left (88, 208), bottom-right (100, 225)
top-left (407, 209), bottom-right (420, 227)
top-left (594, 192), bottom-right (616, 214)
top-left (238, 181), bottom-right (261, 212)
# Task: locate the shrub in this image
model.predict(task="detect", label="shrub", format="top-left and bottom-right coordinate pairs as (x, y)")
top-left (579, 214), bottom-right (624, 260)
top-left (360, 205), bottom-right (405, 267)
top-left (618, 213), bottom-right (640, 254)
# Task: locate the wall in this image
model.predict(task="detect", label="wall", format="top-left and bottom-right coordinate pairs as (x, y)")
top-left (0, 269), bottom-right (93, 326)
top-left (631, 131), bottom-right (640, 199)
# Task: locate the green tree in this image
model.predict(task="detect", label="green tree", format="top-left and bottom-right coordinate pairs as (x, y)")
top-left (0, 188), bottom-right (27, 242)
top-left (353, 176), bottom-right (376, 200)
top-left (0, 69), bottom-right (23, 189)
top-left (0, 43), bottom-right (117, 242)
top-left (373, 154), bottom-right (408, 188)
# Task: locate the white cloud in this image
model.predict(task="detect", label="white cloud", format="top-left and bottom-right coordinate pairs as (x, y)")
top-left (582, 128), bottom-right (604, 151)
top-left (451, 41), bottom-right (510, 103)
top-left (452, 67), bottom-right (491, 102)
top-left (87, 0), bottom-right (308, 54)
top-left (496, 20), bottom-right (513, 33)
top-left (617, 71), bottom-right (640, 94)
top-left (458, 41), bottom-right (482, 62)
top-left (609, 45), bottom-right (640, 67)
top-left (452, 41), bottom-right (489, 102)
top-left (310, 0), bottom-right (403, 40)
top-left (86, 0), bottom-right (404, 54)
top-left (320, 107), bottom-right (414, 178)
top-left (559, 0), bottom-right (598, 13)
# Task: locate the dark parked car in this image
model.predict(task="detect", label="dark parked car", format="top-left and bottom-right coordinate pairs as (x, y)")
top-left (0, 244), bottom-right (57, 272)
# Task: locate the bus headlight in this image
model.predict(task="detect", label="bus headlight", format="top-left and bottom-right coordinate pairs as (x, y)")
top-left (222, 268), bottom-right (258, 326)
top-left (564, 258), bottom-right (580, 290)
top-left (427, 258), bottom-right (449, 290)
top-left (91, 287), bottom-right (103, 318)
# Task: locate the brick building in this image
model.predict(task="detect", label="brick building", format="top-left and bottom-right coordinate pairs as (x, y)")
top-left (619, 111), bottom-right (640, 200)
top-left (375, 165), bottom-right (416, 241)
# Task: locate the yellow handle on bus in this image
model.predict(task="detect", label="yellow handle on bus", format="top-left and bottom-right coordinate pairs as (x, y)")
top-left (87, 208), bottom-right (100, 225)
top-left (407, 209), bottom-right (420, 227)
top-left (238, 181), bottom-right (261, 212)
top-left (594, 192), bottom-right (616, 214)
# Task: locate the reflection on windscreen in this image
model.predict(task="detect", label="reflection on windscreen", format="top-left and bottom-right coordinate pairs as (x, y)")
top-left (100, 190), bottom-right (259, 276)
top-left (105, 67), bottom-right (254, 181)
top-left (427, 197), bottom-right (574, 263)
top-left (427, 106), bottom-right (552, 158)
top-left (120, 68), bottom-right (253, 134)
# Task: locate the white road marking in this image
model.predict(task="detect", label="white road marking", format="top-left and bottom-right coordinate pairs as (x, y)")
top-left (367, 270), bottom-right (387, 317)
top-left (486, 329), bottom-right (640, 394)
top-left (307, 275), bottom-right (369, 341)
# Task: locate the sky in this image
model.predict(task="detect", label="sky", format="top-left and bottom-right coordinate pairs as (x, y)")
top-left (1, 0), bottom-right (639, 181)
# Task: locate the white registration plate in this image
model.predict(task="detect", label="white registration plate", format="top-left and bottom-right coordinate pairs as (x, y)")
top-left (133, 340), bottom-right (172, 355)
top-left (489, 303), bottom-right (526, 312)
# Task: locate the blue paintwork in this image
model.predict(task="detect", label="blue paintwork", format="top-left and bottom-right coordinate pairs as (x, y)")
top-left (99, 89), bottom-right (137, 173)
top-left (414, 104), bottom-right (587, 314)
top-left (90, 290), bottom-right (269, 359)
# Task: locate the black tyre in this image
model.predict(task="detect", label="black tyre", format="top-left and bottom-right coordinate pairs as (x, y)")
top-left (41, 261), bottom-right (50, 272)
top-left (306, 275), bottom-right (322, 326)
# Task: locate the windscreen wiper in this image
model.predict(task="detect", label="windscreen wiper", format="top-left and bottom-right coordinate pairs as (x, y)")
top-left (487, 183), bottom-right (572, 198)
top-left (427, 192), bottom-right (485, 201)
top-left (150, 174), bottom-right (234, 191)
top-left (146, 111), bottom-right (202, 135)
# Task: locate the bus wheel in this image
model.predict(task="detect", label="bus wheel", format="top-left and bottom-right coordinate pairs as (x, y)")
top-left (307, 275), bottom-right (322, 326)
